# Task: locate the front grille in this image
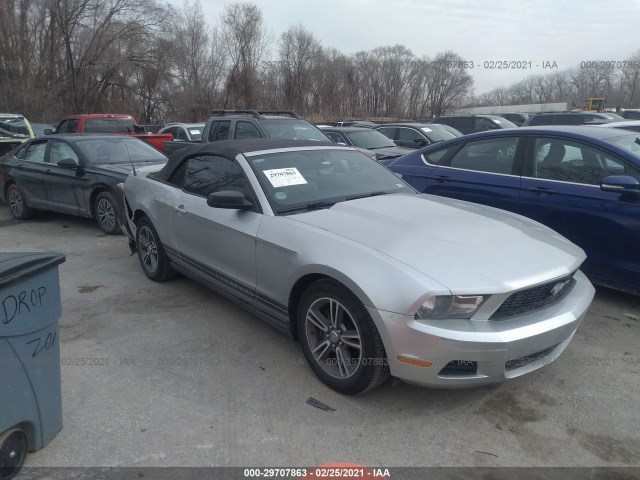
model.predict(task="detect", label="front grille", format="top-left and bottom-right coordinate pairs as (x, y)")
top-left (490, 274), bottom-right (576, 320)
top-left (505, 344), bottom-right (559, 372)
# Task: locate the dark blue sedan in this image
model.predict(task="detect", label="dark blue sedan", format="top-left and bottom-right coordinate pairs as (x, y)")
top-left (384, 126), bottom-right (640, 294)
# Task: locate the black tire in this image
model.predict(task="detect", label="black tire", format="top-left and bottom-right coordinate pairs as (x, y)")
top-left (6, 184), bottom-right (34, 220)
top-left (0, 428), bottom-right (28, 480)
top-left (94, 191), bottom-right (121, 235)
top-left (135, 216), bottom-right (176, 282)
top-left (297, 279), bottom-right (390, 395)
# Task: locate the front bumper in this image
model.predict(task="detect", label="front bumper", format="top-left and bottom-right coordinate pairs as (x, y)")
top-left (369, 270), bottom-right (595, 388)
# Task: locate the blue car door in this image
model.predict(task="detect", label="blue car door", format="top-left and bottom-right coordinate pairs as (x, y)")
top-left (423, 135), bottom-right (524, 212)
top-left (518, 135), bottom-right (640, 289)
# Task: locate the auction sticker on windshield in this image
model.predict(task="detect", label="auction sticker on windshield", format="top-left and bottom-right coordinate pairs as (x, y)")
top-left (264, 168), bottom-right (308, 187)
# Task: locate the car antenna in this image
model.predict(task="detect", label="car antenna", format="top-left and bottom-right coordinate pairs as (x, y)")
top-left (123, 141), bottom-right (137, 176)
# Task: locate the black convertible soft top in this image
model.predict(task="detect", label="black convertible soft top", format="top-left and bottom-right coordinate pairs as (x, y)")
top-left (154, 138), bottom-right (338, 182)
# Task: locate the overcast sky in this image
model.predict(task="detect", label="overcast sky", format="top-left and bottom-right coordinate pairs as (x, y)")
top-left (172, 0), bottom-right (640, 94)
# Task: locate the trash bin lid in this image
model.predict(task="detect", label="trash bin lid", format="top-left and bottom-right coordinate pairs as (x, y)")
top-left (0, 253), bottom-right (66, 290)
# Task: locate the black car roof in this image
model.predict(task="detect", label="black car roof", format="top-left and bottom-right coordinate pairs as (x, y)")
top-left (154, 139), bottom-right (338, 182)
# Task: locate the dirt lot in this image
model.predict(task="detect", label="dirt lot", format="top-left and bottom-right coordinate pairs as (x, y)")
top-left (2, 204), bottom-right (639, 472)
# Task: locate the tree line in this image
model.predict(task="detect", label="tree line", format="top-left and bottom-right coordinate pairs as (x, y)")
top-left (1, 0), bottom-right (639, 125)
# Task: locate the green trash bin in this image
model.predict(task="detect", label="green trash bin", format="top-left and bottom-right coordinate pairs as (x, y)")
top-left (0, 252), bottom-right (65, 480)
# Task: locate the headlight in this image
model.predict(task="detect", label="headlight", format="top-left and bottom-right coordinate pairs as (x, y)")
top-left (414, 295), bottom-right (487, 320)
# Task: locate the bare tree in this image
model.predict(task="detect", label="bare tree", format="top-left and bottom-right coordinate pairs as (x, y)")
top-left (424, 51), bottom-right (473, 116)
top-left (279, 25), bottom-right (322, 115)
top-left (220, 3), bottom-right (268, 108)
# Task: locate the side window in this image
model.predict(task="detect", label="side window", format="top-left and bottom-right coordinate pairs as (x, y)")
top-left (376, 127), bottom-right (396, 140)
top-left (209, 121), bottom-right (231, 141)
top-left (455, 118), bottom-right (475, 133)
top-left (163, 127), bottom-right (178, 139)
top-left (234, 121), bottom-right (261, 139)
top-left (398, 128), bottom-right (422, 142)
top-left (184, 155), bottom-right (250, 198)
top-left (475, 118), bottom-right (498, 130)
top-left (531, 138), bottom-right (631, 185)
top-left (423, 147), bottom-right (453, 165)
top-left (14, 143), bottom-right (29, 159)
top-left (167, 161), bottom-right (187, 189)
top-left (50, 140), bottom-right (80, 164)
top-left (67, 119), bottom-right (78, 133)
top-left (325, 132), bottom-right (343, 143)
top-left (23, 141), bottom-right (47, 163)
top-left (56, 120), bottom-right (69, 134)
top-left (449, 137), bottom-right (518, 174)
top-left (175, 128), bottom-right (188, 141)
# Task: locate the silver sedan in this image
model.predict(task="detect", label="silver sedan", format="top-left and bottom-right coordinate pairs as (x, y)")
top-left (122, 139), bottom-right (595, 394)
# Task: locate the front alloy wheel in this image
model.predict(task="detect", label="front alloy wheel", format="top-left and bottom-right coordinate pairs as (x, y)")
top-left (95, 192), bottom-right (121, 235)
top-left (305, 297), bottom-right (363, 379)
top-left (298, 279), bottom-right (389, 394)
top-left (135, 216), bottom-right (175, 282)
top-left (6, 184), bottom-right (33, 220)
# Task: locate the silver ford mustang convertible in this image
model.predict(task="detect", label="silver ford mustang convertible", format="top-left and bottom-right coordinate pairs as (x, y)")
top-left (122, 139), bottom-right (595, 394)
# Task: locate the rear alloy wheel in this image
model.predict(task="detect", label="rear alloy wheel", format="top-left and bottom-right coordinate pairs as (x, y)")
top-left (0, 428), bottom-right (28, 480)
top-left (297, 279), bottom-right (390, 395)
top-left (6, 184), bottom-right (34, 220)
top-left (136, 216), bottom-right (175, 282)
top-left (95, 191), bottom-right (121, 235)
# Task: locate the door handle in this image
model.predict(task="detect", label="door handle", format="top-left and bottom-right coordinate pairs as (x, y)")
top-left (525, 186), bottom-right (555, 195)
top-left (434, 175), bottom-right (451, 183)
top-left (17, 164), bottom-right (24, 170)
top-left (173, 205), bottom-right (187, 214)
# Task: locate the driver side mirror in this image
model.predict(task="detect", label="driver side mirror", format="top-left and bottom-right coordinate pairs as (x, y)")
top-left (414, 138), bottom-right (428, 146)
top-left (600, 175), bottom-right (640, 195)
top-left (207, 190), bottom-right (254, 210)
top-left (57, 158), bottom-right (79, 168)
top-left (44, 128), bottom-right (54, 135)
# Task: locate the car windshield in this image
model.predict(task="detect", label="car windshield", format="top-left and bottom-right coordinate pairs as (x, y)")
top-left (74, 138), bottom-right (167, 164)
top-left (421, 125), bottom-right (457, 142)
top-left (604, 134), bottom-right (640, 161)
top-left (247, 148), bottom-right (414, 214)
top-left (344, 130), bottom-right (396, 149)
top-left (262, 119), bottom-right (329, 141)
top-left (0, 116), bottom-right (30, 138)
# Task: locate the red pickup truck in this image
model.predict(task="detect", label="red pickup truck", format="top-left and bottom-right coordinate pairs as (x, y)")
top-left (45, 114), bottom-right (172, 152)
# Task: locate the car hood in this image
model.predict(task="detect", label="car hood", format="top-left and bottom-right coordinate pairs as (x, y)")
top-left (289, 193), bottom-right (585, 293)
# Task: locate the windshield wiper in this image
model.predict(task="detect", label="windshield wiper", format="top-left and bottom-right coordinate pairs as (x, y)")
top-left (276, 201), bottom-right (337, 214)
top-left (345, 191), bottom-right (389, 201)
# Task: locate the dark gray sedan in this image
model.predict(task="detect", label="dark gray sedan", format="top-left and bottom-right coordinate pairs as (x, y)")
top-left (320, 126), bottom-right (413, 161)
top-left (0, 135), bottom-right (167, 234)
